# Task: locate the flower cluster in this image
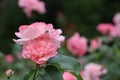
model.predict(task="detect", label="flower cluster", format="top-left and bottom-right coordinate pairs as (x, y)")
top-left (63, 63), bottom-right (107, 80)
top-left (97, 13), bottom-right (120, 39)
top-left (18, 0), bottom-right (46, 17)
top-left (96, 23), bottom-right (114, 35)
top-left (14, 22), bottom-right (65, 66)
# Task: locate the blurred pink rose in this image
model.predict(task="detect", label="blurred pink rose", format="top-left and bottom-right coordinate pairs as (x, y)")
top-left (67, 33), bottom-right (87, 56)
top-left (5, 54), bottom-right (14, 63)
top-left (115, 25), bottom-right (120, 37)
top-left (80, 63), bottom-right (107, 80)
top-left (14, 22), bottom-right (65, 66)
top-left (90, 38), bottom-right (102, 52)
top-left (63, 72), bottom-right (77, 80)
top-left (96, 23), bottom-right (114, 35)
top-left (18, 0), bottom-right (46, 17)
top-left (96, 13), bottom-right (120, 39)
top-left (108, 27), bottom-right (118, 39)
top-left (113, 12), bottom-right (120, 25)
top-left (84, 63), bottom-right (107, 77)
top-left (96, 23), bottom-right (120, 39)
top-left (112, 13), bottom-right (120, 37)
top-left (81, 71), bottom-right (101, 80)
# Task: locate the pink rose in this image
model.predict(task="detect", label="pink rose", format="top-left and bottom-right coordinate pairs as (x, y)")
top-left (109, 26), bottom-right (117, 38)
top-left (80, 63), bottom-right (107, 80)
top-left (81, 71), bottom-right (101, 80)
top-left (90, 38), bottom-right (102, 52)
top-left (113, 12), bottom-right (120, 25)
top-left (67, 33), bottom-right (87, 56)
top-left (63, 72), bottom-right (77, 80)
top-left (107, 25), bottom-right (120, 39)
top-left (115, 25), bottom-right (120, 37)
top-left (5, 54), bottom-right (14, 63)
top-left (84, 63), bottom-right (107, 77)
top-left (14, 22), bottom-right (65, 48)
top-left (14, 22), bottom-right (65, 66)
top-left (18, 0), bottom-right (46, 17)
top-left (22, 34), bottom-right (57, 65)
top-left (96, 23), bottom-right (114, 35)
top-left (112, 13), bottom-right (120, 37)
top-left (96, 23), bottom-right (120, 39)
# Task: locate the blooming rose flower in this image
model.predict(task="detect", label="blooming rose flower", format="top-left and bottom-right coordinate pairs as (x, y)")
top-left (67, 33), bottom-right (87, 56)
top-left (5, 54), bottom-right (14, 63)
top-left (22, 34), bottom-right (57, 65)
top-left (13, 22), bottom-right (65, 66)
top-left (80, 70), bottom-right (101, 80)
top-left (113, 12), bottom-right (120, 25)
top-left (84, 63), bottom-right (107, 77)
top-left (63, 72), bottom-right (77, 80)
top-left (80, 63), bottom-right (107, 80)
top-left (96, 23), bottom-right (114, 35)
top-left (90, 38), bottom-right (102, 52)
top-left (18, 0), bottom-right (46, 17)
top-left (14, 22), bottom-right (65, 48)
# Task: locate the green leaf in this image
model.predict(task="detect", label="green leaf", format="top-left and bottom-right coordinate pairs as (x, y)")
top-left (47, 54), bottom-right (81, 75)
top-left (38, 68), bottom-right (45, 76)
top-left (12, 44), bottom-right (22, 55)
top-left (45, 65), bottom-right (63, 80)
top-left (77, 75), bottom-right (83, 80)
top-left (23, 69), bottom-right (35, 80)
top-left (101, 36), bottom-right (110, 44)
top-left (35, 75), bottom-right (44, 80)
top-left (36, 65), bottom-right (63, 80)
